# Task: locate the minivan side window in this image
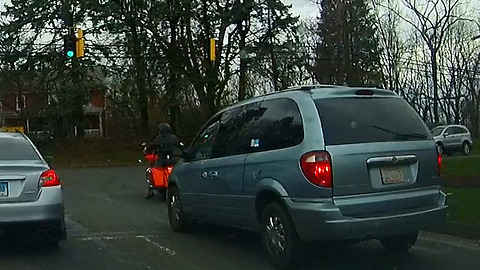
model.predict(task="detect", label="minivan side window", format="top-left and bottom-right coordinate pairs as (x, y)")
top-left (246, 98), bottom-right (304, 152)
top-left (212, 102), bottom-right (262, 158)
top-left (186, 114), bottom-right (221, 161)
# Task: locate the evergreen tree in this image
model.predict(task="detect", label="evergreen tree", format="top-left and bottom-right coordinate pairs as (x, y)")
top-left (314, 0), bottom-right (382, 87)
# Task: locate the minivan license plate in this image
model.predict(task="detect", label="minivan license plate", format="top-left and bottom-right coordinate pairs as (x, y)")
top-left (0, 182), bottom-right (8, 196)
top-left (380, 167), bottom-right (404, 184)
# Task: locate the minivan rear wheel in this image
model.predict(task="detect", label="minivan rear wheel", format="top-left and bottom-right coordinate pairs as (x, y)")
top-left (380, 231), bottom-right (418, 252)
top-left (260, 202), bottom-right (302, 270)
top-left (167, 187), bottom-right (188, 232)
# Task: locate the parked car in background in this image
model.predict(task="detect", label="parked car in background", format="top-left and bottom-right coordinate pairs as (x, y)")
top-left (167, 85), bottom-right (447, 269)
top-left (0, 132), bottom-right (66, 246)
top-left (431, 125), bottom-right (474, 155)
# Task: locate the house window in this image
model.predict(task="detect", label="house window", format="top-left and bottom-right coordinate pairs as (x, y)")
top-left (16, 95), bottom-right (26, 111)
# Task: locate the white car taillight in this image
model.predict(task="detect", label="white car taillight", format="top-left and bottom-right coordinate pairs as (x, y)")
top-left (40, 169), bottom-right (60, 187)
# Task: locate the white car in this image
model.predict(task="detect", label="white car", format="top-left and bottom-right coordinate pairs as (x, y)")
top-left (0, 132), bottom-right (66, 246)
top-left (431, 125), bottom-right (474, 155)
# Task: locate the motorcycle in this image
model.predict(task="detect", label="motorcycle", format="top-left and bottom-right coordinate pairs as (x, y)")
top-left (142, 142), bottom-right (183, 201)
top-left (144, 152), bottom-right (172, 201)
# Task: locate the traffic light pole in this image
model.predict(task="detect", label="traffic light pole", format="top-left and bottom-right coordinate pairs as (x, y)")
top-left (60, 1), bottom-right (87, 137)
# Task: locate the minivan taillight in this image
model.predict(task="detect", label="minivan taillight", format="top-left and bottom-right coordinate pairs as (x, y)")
top-left (300, 151), bottom-right (332, 188)
top-left (437, 153), bottom-right (442, 176)
top-left (40, 169), bottom-right (60, 187)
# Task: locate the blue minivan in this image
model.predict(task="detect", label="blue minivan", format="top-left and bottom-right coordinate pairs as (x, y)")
top-left (167, 85), bottom-right (447, 269)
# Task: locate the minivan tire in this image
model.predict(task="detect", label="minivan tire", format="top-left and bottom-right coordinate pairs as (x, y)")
top-left (379, 231), bottom-right (418, 252)
top-left (167, 187), bottom-right (188, 232)
top-left (462, 142), bottom-right (471, 155)
top-left (260, 202), bottom-right (302, 270)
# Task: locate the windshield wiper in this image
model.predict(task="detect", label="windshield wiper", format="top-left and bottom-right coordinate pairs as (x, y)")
top-left (372, 125), bottom-right (428, 140)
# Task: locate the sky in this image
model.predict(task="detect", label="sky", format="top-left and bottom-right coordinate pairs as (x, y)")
top-left (284, 0), bottom-right (319, 18)
top-left (0, 0), bottom-right (6, 11)
top-left (0, 0), bottom-right (318, 18)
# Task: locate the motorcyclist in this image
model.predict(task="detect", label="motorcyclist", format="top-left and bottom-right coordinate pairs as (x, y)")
top-left (143, 123), bottom-right (181, 199)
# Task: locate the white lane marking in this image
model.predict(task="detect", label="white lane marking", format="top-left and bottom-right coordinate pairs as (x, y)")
top-left (65, 215), bottom-right (110, 249)
top-left (78, 234), bottom-right (157, 241)
top-left (72, 230), bottom-right (159, 237)
top-left (136, 235), bottom-right (176, 256)
top-left (76, 233), bottom-right (176, 256)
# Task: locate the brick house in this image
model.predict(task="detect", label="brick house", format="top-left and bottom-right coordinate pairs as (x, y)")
top-left (0, 89), bottom-right (106, 138)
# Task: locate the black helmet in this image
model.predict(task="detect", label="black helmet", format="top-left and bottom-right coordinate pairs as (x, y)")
top-left (157, 123), bottom-right (171, 134)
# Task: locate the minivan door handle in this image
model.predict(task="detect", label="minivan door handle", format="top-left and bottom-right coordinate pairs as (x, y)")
top-left (209, 171), bottom-right (219, 179)
top-left (201, 172), bottom-right (208, 179)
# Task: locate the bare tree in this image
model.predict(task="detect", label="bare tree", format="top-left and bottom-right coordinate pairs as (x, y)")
top-left (372, 0), bottom-right (406, 94)
top-left (392, 0), bottom-right (465, 124)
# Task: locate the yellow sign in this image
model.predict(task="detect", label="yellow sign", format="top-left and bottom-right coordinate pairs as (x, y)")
top-left (1, 126), bottom-right (24, 133)
top-left (210, 39), bottom-right (216, 61)
top-left (76, 29), bottom-right (85, 59)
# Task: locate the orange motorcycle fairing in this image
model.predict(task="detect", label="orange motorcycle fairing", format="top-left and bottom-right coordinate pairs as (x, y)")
top-left (150, 166), bottom-right (173, 188)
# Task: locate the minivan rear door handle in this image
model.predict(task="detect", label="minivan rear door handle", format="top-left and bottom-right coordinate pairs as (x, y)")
top-left (367, 155), bottom-right (417, 167)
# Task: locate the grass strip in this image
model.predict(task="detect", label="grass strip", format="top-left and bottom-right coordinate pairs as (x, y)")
top-left (443, 187), bottom-right (480, 226)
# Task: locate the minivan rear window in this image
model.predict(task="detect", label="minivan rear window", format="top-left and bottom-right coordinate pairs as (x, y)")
top-left (0, 137), bottom-right (40, 160)
top-left (315, 97), bottom-right (431, 145)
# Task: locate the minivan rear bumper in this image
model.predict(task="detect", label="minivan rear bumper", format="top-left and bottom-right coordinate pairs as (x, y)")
top-left (286, 189), bottom-right (447, 242)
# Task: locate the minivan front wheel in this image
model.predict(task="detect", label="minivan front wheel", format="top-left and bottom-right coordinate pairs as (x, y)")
top-left (462, 142), bottom-right (471, 155)
top-left (167, 187), bottom-right (188, 232)
top-left (260, 202), bottom-right (302, 269)
top-left (380, 231), bottom-right (418, 252)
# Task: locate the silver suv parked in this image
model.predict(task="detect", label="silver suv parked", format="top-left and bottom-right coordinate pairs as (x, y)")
top-left (167, 85), bottom-right (447, 269)
top-left (431, 124), bottom-right (474, 155)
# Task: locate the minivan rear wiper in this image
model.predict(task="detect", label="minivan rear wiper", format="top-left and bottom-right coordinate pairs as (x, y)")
top-left (372, 125), bottom-right (428, 140)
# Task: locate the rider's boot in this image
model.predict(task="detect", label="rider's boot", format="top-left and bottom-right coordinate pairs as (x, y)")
top-left (144, 188), bottom-right (154, 199)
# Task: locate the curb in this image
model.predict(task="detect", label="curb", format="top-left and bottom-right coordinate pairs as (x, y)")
top-left (427, 221), bottom-right (480, 241)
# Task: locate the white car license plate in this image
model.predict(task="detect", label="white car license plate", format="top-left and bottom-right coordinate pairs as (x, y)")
top-left (380, 167), bottom-right (404, 184)
top-left (0, 182), bottom-right (8, 196)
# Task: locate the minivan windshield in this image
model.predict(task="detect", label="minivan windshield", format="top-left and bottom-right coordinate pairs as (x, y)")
top-left (0, 137), bottom-right (40, 160)
top-left (315, 97), bottom-right (432, 145)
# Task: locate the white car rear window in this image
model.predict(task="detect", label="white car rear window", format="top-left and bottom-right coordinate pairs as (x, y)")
top-left (0, 137), bottom-right (40, 160)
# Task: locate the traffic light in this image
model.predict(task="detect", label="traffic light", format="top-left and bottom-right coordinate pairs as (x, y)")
top-left (76, 29), bottom-right (85, 59)
top-left (64, 34), bottom-right (76, 58)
